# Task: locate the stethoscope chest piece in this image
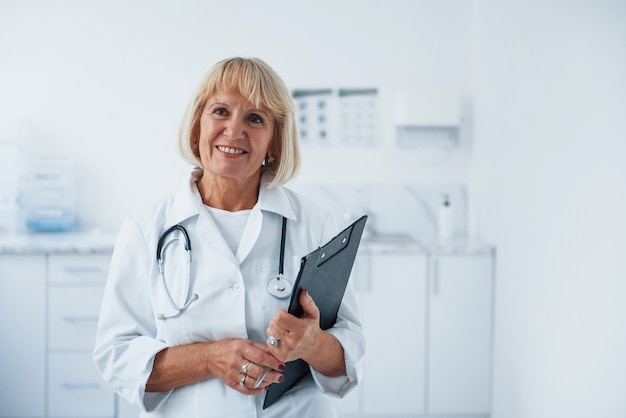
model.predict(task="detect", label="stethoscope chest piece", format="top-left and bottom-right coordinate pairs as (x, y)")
top-left (267, 275), bottom-right (293, 299)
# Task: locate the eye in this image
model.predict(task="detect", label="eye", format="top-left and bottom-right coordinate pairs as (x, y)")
top-left (248, 113), bottom-right (264, 124)
top-left (212, 107), bottom-right (228, 116)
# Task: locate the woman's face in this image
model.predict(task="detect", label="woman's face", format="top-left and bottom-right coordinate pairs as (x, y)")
top-left (197, 91), bottom-right (275, 184)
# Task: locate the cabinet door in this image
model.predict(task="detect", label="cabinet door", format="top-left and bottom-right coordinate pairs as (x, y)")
top-left (48, 254), bottom-right (111, 285)
top-left (428, 254), bottom-right (494, 414)
top-left (48, 352), bottom-right (115, 417)
top-left (362, 253), bottom-right (427, 416)
top-left (0, 255), bottom-right (46, 417)
top-left (340, 255), bottom-right (366, 417)
top-left (48, 286), bottom-right (105, 350)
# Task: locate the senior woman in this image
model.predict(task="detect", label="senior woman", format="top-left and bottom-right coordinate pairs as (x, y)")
top-left (93, 57), bottom-right (365, 417)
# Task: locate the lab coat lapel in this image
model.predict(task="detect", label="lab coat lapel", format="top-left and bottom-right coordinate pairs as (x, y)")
top-left (256, 182), bottom-right (297, 222)
top-left (235, 179), bottom-right (297, 264)
top-left (236, 207), bottom-right (262, 264)
top-left (195, 208), bottom-right (236, 262)
top-left (166, 169), bottom-right (236, 263)
top-left (163, 169), bottom-right (203, 229)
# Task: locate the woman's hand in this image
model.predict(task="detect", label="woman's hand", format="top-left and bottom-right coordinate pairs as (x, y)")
top-left (204, 338), bottom-right (285, 394)
top-left (265, 290), bottom-right (347, 377)
top-left (146, 338), bottom-right (285, 395)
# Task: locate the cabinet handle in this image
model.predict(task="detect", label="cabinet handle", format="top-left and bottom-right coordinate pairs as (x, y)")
top-left (432, 259), bottom-right (439, 296)
top-left (366, 256), bottom-right (373, 293)
top-left (62, 316), bottom-right (99, 323)
top-left (61, 383), bottom-right (101, 390)
top-left (63, 266), bottom-right (104, 273)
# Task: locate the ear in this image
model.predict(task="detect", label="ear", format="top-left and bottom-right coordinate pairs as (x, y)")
top-left (192, 138), bottom-right (200, 158)
top-left (269, 136), bottom-right (281, 163)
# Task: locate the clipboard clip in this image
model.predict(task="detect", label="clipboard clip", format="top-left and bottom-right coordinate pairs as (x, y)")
top-left (316, 222), bottom-right (355, 267)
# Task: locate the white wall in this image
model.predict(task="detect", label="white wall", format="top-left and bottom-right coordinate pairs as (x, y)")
top-left (1, 1), bottom-right (625, 417)
top-left (471, 1), bottom-right (626, 417)
top-left (0, 0), bottom-right (472, 230)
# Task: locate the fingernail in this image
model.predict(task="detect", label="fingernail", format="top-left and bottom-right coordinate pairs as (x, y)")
top-left (278, 364), bottom-right (286, 371)
top-left (278, 375), bottom-right (284, 383)
top-left (305, 289), bottom-right (311, 298)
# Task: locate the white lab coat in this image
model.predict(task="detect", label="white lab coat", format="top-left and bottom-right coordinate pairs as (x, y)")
top-left (93, 169), bottom-right (365, 418)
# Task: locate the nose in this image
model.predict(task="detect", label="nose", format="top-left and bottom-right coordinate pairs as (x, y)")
top-left (224, 117), bottom-right (245, 139)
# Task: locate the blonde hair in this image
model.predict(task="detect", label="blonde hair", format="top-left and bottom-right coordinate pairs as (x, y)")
top-left (178, 57), bottom-right (300, 187)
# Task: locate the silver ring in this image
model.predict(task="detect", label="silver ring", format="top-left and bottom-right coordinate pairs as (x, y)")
top-left (239, 374), bottom-right (246, 387)
top-left (241, 361), bottom-right (250, 375)
top-left (268, 335), bottom-right (280, 347)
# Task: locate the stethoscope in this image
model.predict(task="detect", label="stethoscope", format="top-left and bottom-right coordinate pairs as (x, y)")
top-left (155, 217), bottom-right (292, 320)
top-left (268, 216), bottom-right (293, 298)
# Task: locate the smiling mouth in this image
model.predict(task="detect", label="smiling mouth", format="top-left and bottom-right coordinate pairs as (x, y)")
top-left (216, 145), bottom-right (246, 155)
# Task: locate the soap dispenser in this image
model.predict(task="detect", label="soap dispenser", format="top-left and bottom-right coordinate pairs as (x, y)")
top-left (438, 193), bottom-right (455, 242)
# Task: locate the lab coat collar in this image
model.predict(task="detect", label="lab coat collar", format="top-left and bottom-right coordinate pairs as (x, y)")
top-left (163, 168), bottom-right (297, 264)
top-left (235, 176), bottom-right (297, 263)
top-left (165, 168), bottom-right (298, 225)
top-left (162, 168), bottom-right (206, 229)
top-left (256, 175), bottom-right (298, 222)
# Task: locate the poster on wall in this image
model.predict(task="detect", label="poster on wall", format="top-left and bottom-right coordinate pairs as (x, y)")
top-left (292, 88), bottom-right (379, 148)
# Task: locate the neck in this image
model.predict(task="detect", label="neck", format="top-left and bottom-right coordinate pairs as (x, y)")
top-left (197, 173), bottom-right (260, 212)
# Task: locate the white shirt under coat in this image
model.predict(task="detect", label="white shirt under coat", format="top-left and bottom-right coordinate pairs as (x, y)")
top-left (93, 169), bottom-right (365, 417)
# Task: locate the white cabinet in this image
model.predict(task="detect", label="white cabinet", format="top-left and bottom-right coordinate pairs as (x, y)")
top-left (47, 253), bottom-right (140, 418)
top-left (344, 247), bottom-right (495, 418)
top-left (0, 253), bottom-right (122, 418)
top-left (343, 251), bottom-right (427, 417)
top-left (0, 255), bottom-right (46, 418)
top-left (427, 254), bottom-right (494, 415)
top-left (0, 251), bottom-right (129, 418)
top-left (47, 254), bottom-right (115, 418)
top-left (362, 253), bottom-right (427, 415)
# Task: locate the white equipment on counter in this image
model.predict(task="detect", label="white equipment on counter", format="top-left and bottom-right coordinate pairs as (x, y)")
top-left (21, 157), bottom-right (77, 232)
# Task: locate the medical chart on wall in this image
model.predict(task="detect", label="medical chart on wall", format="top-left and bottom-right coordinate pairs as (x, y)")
top-left (292, 88), bottom-right (379, 148)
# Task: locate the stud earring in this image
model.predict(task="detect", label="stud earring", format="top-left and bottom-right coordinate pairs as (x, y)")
top-left (266, 155), bottom-right (276, 165)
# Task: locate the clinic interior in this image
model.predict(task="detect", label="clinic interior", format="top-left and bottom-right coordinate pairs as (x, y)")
top-left (0, 1), bottom-right (625, 418)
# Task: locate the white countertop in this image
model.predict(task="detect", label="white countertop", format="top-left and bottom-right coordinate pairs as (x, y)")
top-left (360, 234), bottom-right (494, 256)
top-left (0, 230), bottom-right (494, 256)
top-left (0, 230), bottom-right (118, 254)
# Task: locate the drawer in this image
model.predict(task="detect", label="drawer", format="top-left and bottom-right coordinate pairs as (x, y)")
top-left (48, 286), bottom-right (104, 350)
top-left (48, 352), bottom-right (115, 417)
top-left (48, 254), bottom-right (111, 284)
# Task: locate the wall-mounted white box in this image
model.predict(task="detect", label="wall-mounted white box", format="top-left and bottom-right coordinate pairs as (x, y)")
top-left (394, 92), bottom-right (463, 150)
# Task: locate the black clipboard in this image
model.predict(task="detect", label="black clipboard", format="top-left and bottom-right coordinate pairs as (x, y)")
top-left (263, 215), bottom-right (368, 409)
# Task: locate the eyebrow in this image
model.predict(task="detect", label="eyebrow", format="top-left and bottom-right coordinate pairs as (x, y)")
top-left (208, 101), bottom-right (271, 118)
top-left (207, 101), bottom-right (228, 108)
